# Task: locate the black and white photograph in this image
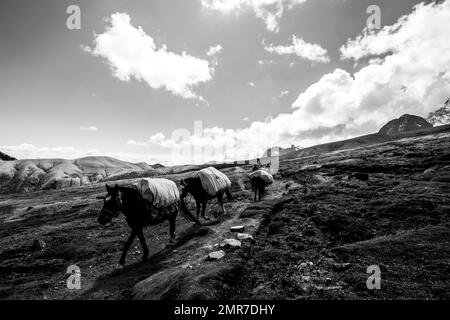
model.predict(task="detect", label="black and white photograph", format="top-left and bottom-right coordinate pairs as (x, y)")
top-left (0, 0), bottom-right (449, 309)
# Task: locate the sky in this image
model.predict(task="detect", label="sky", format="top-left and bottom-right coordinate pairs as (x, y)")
top-left (0, 0), bottom-right (449, 165)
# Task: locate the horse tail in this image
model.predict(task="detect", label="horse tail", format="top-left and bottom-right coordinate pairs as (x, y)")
top-left (225, 189), bottom-right (232, 201)
top-left (179, 193), bottom-right (201, 226)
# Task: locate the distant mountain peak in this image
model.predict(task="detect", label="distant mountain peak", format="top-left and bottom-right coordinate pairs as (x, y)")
top-left (379, 114), bottom-right (432, 137)
top-left (428, 98), bottom-right (450, 127)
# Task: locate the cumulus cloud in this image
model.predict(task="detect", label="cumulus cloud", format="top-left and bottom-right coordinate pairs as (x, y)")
top-left (272, 90), bottom-right (290, 103)
top-left (0, 144), bottom-right (99, 160)
top-left (128, 133), bottom-right (179, 149)
top-left (129, 1), bottom-right (450, 164)
top-left (84, 13), bottom-right (214, 100)
top-left (206, 44), bottom-right (223, 56)
top-left (80, 126), bottom-right (99, 132)
top-left (264, 35), bottom-right (330, 63)
top-left (201, 0), bottom-right (307, 32)
top-left (279, 90), bottom-right (289, 97)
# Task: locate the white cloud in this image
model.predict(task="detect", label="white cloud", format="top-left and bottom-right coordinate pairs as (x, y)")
top-left (0, 144), bottom-right (98, 160)
top-left (264, 35), bottom-right (330, 63)
top-left (258, 59), bottom-right (275, 66)
top-left (279, 90), bottom-right (289, 97)
top-left (206, 44), bottom-right (223, 56)
top-left (272, 90), bottom-right (290, 103)
top-left (80, 126), bottom-right (99, 132)
top-left (248, 82), bottom-right (256, 87)
top-left (129, 1), bottom-right (450, 164)
top-left (128, 133), bottom-right (179, 149)
top-left (84, 13), bottom-right (214, 100)
top-left (201, 0), bottom-right (307, 32)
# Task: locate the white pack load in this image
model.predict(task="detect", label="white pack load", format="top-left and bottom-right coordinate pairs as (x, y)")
top-left (191, 167), bottom-right (232, 196)
top-left (250, 170), bottom-right (274, 185)
top-left (134, 178), bottom-right (180, 209)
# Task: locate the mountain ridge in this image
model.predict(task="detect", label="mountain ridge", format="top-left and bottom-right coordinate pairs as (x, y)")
top-left (0, 156), bottom-right (153, 193)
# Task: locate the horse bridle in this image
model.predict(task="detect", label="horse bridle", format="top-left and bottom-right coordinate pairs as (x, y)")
top-left (99, 192), bottom-right (122, 217)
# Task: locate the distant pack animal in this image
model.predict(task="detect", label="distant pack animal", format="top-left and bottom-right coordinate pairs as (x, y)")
top-left (250, 169), bottom-right (274, 201)
top-left (252, 160), bottom-right (271, 173)
top-left (180, 167), bottom-right (232, 221)
top-left (97, 182), bottom-right (200, 267)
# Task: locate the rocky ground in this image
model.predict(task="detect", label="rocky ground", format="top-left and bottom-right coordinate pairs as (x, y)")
top-left (0, 129), bottom-right (449, 300)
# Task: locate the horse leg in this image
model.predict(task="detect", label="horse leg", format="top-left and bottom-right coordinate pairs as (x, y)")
top-left (201, 201), bottom-right (210, 220)
top-left (136, 229), bottom-right (149, 262)
top-left (168, 214), bottom-right (176, 243)
top-left (217, 193), bottom-right (226, 214)
top-left (196, 200), bottom-right (201, 220)
top-left (119, 230), bottom-right (137, 266)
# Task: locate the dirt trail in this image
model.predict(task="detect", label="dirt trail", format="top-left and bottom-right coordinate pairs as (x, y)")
top-left (0, 175), bottom-right (291, 300)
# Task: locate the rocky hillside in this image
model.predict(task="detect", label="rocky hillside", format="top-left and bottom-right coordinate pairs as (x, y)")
top-left (0, 151), bottom-right (16, 161)
top-left (379, 114), bottom-right (432, 137)
top-left (280, 115), bottom-right (441, 162)
top-left (0, 156), bottom-right (153, 194)
top-left (428, 98), bottom-right (450, 126)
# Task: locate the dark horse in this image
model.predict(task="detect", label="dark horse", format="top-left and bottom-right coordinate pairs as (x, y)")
top-left (97, 184), bottom-right (200, 267)
top-left (180, 178), bottom-right (232, 221)
top-left (250, 176), bottom-right (270, 201)
top-left (250, 163), bottom-right (272, 202)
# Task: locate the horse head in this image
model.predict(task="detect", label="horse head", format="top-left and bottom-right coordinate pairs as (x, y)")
top-left (97, 184), bottom-right (121, 225)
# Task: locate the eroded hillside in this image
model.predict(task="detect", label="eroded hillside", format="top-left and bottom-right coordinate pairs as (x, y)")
top-left (0, 157), bottom-right (154, 193)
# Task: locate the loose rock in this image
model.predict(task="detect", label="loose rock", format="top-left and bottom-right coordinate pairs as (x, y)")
top-left (207, 250), bottom-right (226, 261)
top-left (219, 239), bottom-right (241, 250)
top-left (230, 226), bottom-right (245, 233)
top-left (237, 233), bottom-right (254, 242)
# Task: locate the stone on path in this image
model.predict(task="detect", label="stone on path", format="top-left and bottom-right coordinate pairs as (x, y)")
top-left (219, 239), bottom-right (241, 250)
top-left (230, 226), bottom-right (245, 232)
top-left (207, 250), bottom-right (225, 261)
top-left (237, 233), bottom-right (254, 242)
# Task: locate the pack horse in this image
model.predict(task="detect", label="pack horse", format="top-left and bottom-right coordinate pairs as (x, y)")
top-left (180, 167), bottom-right (233, 221)
top-left (97, 178), bottom-right (200, 267)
